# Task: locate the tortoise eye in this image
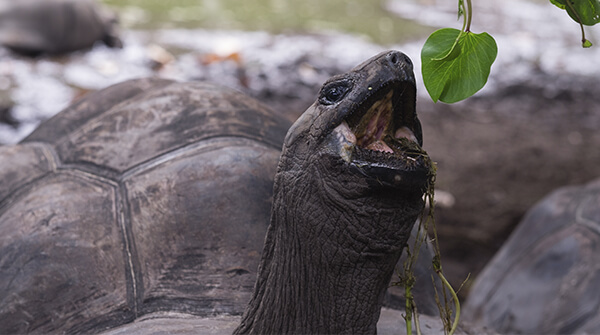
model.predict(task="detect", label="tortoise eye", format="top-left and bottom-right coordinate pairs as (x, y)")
top-left (319, 81), bottom-right (352, 105)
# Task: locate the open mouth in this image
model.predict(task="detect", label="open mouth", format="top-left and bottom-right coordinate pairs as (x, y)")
top-left (332, 82), bottom-right (430, 184)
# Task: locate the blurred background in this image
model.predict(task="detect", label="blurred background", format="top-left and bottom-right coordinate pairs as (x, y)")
top-left (0, 0), bottom-right (599, 299)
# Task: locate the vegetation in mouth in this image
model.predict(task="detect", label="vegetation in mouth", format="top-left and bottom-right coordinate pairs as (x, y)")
top-left (384, 135), bottom-right (428, 164)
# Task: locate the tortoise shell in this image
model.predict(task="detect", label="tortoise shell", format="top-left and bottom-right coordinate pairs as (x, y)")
top-left (0, 0), bottom-right (122, 56)
top-left (0, 78), bottom-right (289, 334)
top-left (0, 68), bottom-right (441, 334)
top-left (464, 178), bottom-right (600, 334)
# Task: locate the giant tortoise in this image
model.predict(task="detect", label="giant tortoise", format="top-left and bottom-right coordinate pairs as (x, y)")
top-left (0, 0), bottom-right (122, 56)
top-left (464, 178), bottom-right (600, 334)
top-left (0, 51), bottom-right (442, 334)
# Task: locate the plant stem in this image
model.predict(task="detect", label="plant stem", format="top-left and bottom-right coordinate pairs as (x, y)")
top-left (436, 270), bottom-right (460, 335)
top-left (414, 305), bottom-right (423, 335)
top-left (465, 0), bottom-right (473, 32)
top-left (564, 0), bottom-right (590, 47)
top-left (405, 293), bottom-right (412, 335)
top-left (402, 165), bottom-right (436, 335)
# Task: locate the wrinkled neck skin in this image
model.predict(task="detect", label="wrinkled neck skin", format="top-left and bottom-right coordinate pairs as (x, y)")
top-left (234, 141), bottom-right (425, 334)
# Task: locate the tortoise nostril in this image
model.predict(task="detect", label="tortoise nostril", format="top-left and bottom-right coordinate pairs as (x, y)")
top-left (387, 51), bottom-right (412, 69)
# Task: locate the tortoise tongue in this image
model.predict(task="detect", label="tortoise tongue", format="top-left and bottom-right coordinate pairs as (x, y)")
top-left (355, 91), bottom-right (394, 149)
top-left (352, 90), bottom-right (417, 153)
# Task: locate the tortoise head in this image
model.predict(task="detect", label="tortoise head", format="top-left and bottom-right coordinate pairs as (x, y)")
top-left (99, 6), bottom-right (123, 48)
top-left (237, 51), bottom-right (432, 334)
top-left (237, 51), bottom-right (433, 334)
top-left (282, 50), bottom-right (430, 199)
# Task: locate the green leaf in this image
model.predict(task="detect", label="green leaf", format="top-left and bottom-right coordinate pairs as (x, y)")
top-left (583, 39), bottom-right (593, 47)
top-left (550, 0), bottom-right (567, 9)
top-left (550, 0), bottom-right (600, 25)
top-left (421, 28), bottom-right (498, 104)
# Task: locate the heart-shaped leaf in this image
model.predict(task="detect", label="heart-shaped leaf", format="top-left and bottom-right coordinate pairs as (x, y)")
top-left (421, 28), bottom-right (497, 103)
top-left (550, 0), bottom-right (600, 26)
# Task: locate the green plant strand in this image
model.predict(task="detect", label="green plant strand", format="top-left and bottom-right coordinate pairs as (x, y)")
top-left (406, 312), bottom-right (412, 335)
top-left (430, 206), bottom-right (461, 335)
top-left (397, 146), bottom-right (461, 335)
top-left (414, 310), bottom-right (422, 335)
top-left (399, 150), bottom-right (437, 335)
top-left (404, 265), bottom-right (414, 335)
top-left (436, 270), bottom-right (460, 335)
top-left (427, 164), bottom-right (460, 335)
top-left (402, 215), bottom-right (423, 335)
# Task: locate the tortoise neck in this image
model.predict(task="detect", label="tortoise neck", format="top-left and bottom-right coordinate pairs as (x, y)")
top-left (234, 164), bottom-right (421, 334)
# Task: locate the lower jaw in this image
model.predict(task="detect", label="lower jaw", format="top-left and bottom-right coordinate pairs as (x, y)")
top-left (352, 146), bottom-right (433, 195)
top-left (329, 121), bottom-right (433, 193)
top-left (350, 160), bottom-right (431, 194)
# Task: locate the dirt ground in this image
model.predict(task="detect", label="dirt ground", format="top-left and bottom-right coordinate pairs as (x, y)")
top-left (418, 72), bottom-right (600, 298)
